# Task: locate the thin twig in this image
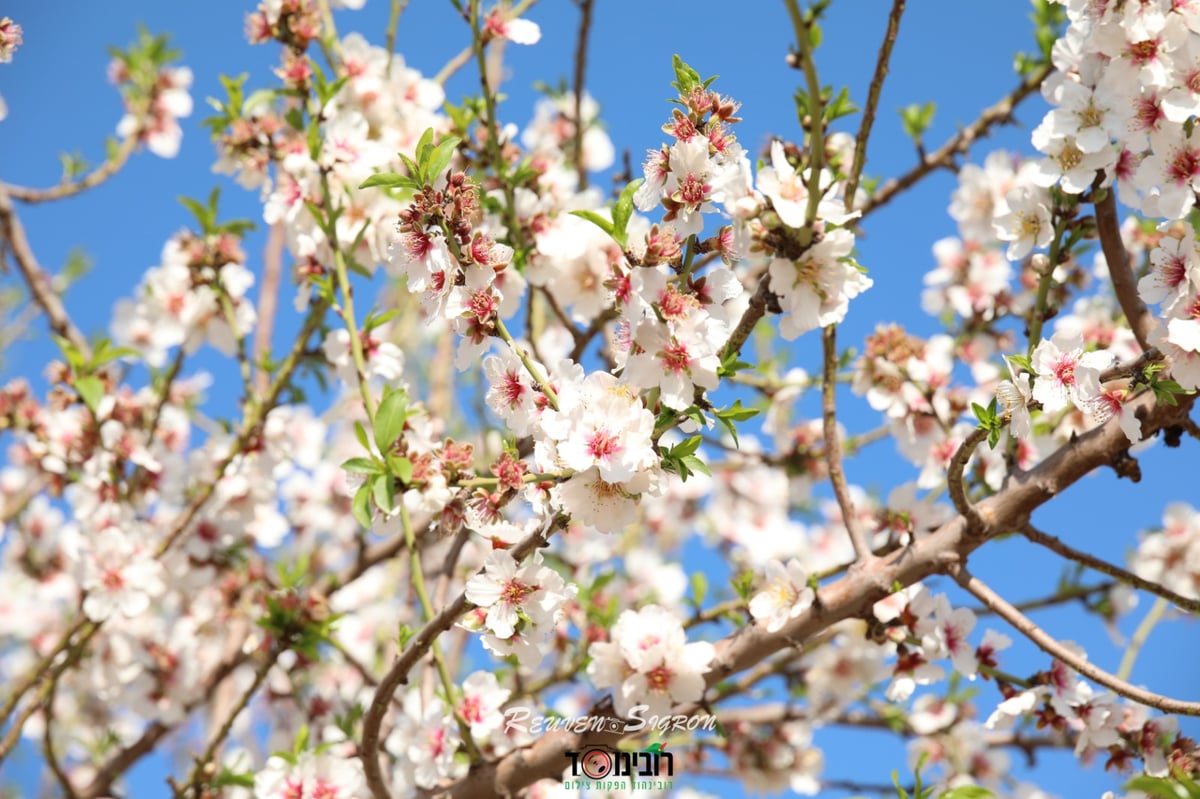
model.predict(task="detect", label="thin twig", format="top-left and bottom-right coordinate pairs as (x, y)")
top-left (953, 566), bottom-right (1200, 716)
top-left (4, 136), bottom-right (138, 204)
top-left (969, 581), bottom-right (1116, 617)
top-left (0, 622), bottom-right (99, 764)
top-left (41, 679), bottom-right (79, 799)
top-left (822, 326), bottom-right (871, 562)
top-left (1021, 524), bottom-right (1200, 614)
top-left (253, 222), bottom-right (285, 396)
top-left (845, 0), bottom-right (906, 208)
top-left (571, 0), bottom-right (594, 191)
top-left (1117, 596), bottom-right (1168, 681)
top-left (178, 648), bottom-right (280, 798)
top-left (384, 0), bottom-right (409, 77)
top-left (0, 184), bottom-right (91, 359)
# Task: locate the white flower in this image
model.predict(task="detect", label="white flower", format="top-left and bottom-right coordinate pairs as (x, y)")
top-left (749, 558), bottom-right (815, 633)
top-left (767, 228), bottom-right (872, 340)
top-left (78, 528), bottom-right (166, 621)
top-left (458, 671), bottom-right (511, 738)
top-left (254, 751), bottom-right (366, 799)
top-left (758, 140), bottom-right (859, 228)
top-left (996, 357), bottom-right (1034, 439)
top-left (1030, 332), bottom-right (1108, 413)
top-left (993, 185), bottom-right (1053, 260)
top-left (587, 605), bottom-right (714, 717)
top-left (464, 550), bottom-right (569, 640)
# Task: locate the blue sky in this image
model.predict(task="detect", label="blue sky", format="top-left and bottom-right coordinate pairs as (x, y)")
top-left (1, 1), bottom-right (1197, 797)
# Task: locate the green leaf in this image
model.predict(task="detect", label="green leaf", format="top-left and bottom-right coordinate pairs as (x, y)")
top-left (387, 455), bottom-right (414, 485)
top-left (359, 172), bottom-right (420, 190)
top-left (714, 400), bottom-right (760, 449)
top-left (352, 483), bottom-right (372, 529)
top-left (373, 387), bottom-right (409, 453)
top-left (372, 473), bottom-right (396, 514)
top-left (354, 421), bottom-right (371, 452)
top-left (899, 101), bottom-right (936, 142)
top-left (1125, 775), bottom-right (1200, 799)
top-left (415, 128), bottom-right (435, 162)
top-left (1006, 354), bottom-right (1034, 373)
top-left (178, 195), bottom-right (213, 234)
top-left (940, 787), bottom-right (995, 799)
top-left (671, 54), bottom-right (702, 96)
top-left (611, 178), bottom-right (643, 248)
top-left (75, 375), bottom-right (105, 414)
top-left (690, 572), bottom-right (708, 606)
top-left (568, 209), bottom-right (614, 238)
top-left (341, 457), bottom-right (383, 475)
top-left (680, 454), bottom-right (711, 477)
top-left (731, 569), bottom-right (755, 600)
top-left (424, 135), bottom-right (462, 183)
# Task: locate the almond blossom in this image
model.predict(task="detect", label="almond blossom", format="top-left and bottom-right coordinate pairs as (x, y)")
top-left (587, 604), bottom-right (714, 717)
top-left (463, 549), bottom-right (571, 641)
top-left (748, 557), bottom-right (815, 633)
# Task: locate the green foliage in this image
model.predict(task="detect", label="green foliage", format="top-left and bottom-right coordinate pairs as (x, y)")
top-left (1125, 771), bottom-right (1200, 799)
top-left (1144, 362), bottom-right (1194, 406)
top-left (1015, 0), bottom-right (1067, 75)
top-left (713, 400), bottom-right (760, 449)
top-left (658, 435), bottom-right (710, 481)
top-left (900, 102), bottom-right (937, 143)
top-left (731, 569), bottom-right (755, 601)
top-left (373, 386), bottom-right (411, 453)
top-left (971, 397), bottom-right (1003, 450)
top-left (359, 127), bottom-right (462, 191)
top-left (178, 187), bottom-right (256, 237)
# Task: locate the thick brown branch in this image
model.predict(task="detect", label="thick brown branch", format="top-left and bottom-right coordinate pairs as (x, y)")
top-left (1095, 189), bottom-right (1155, 351)
top-left (435, 386), bottom-right (1194, 798)
top-left (953, 566), bottom-right (1200, 715)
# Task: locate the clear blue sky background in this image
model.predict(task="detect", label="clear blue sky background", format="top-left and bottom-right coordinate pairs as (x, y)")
top-left (0, 1), bottom-right (1196, 797)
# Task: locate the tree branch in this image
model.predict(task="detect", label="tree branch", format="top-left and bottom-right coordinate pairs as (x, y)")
top-left (3, 135), bottom-right (138, 204)
top-left (571, 0), bottom-right (594, 191)
top-left (0, 183), bottom-right (91, 359)
top-left (953, 566), bottom-right (1200, 715)
top-left (1021, 523), bottom-right (1200, 614)
top-left (845, 0), bottom-right (906, 207)
top-left (859, 63), bottom-right (1052, 219)
top-left (434, 384), bottom-right (1195, 798)
top-left (822, 325), bottom-right (872, 562)
top-left (1095, 189), bottom-right (1155, 351)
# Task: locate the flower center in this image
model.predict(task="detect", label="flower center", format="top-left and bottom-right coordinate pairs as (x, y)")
top-left (677, 174), bottom-right (709, 206)
top-left (1054, 141), bottom-right (1083, 172)
top-left (1167, 146), bottom-right (1200, 186)
top-left (661, 342), bottom-right (691, 374)
top-left (586, 429), bottom-right (621, 462)
top-left (645, 663), bottom-right (673, 692)
top-left (501, 577), bottom-right (536, 607)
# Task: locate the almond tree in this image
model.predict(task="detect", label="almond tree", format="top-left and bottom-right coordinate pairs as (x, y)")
top-left (0, 3), bottom-right (1198, 799)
